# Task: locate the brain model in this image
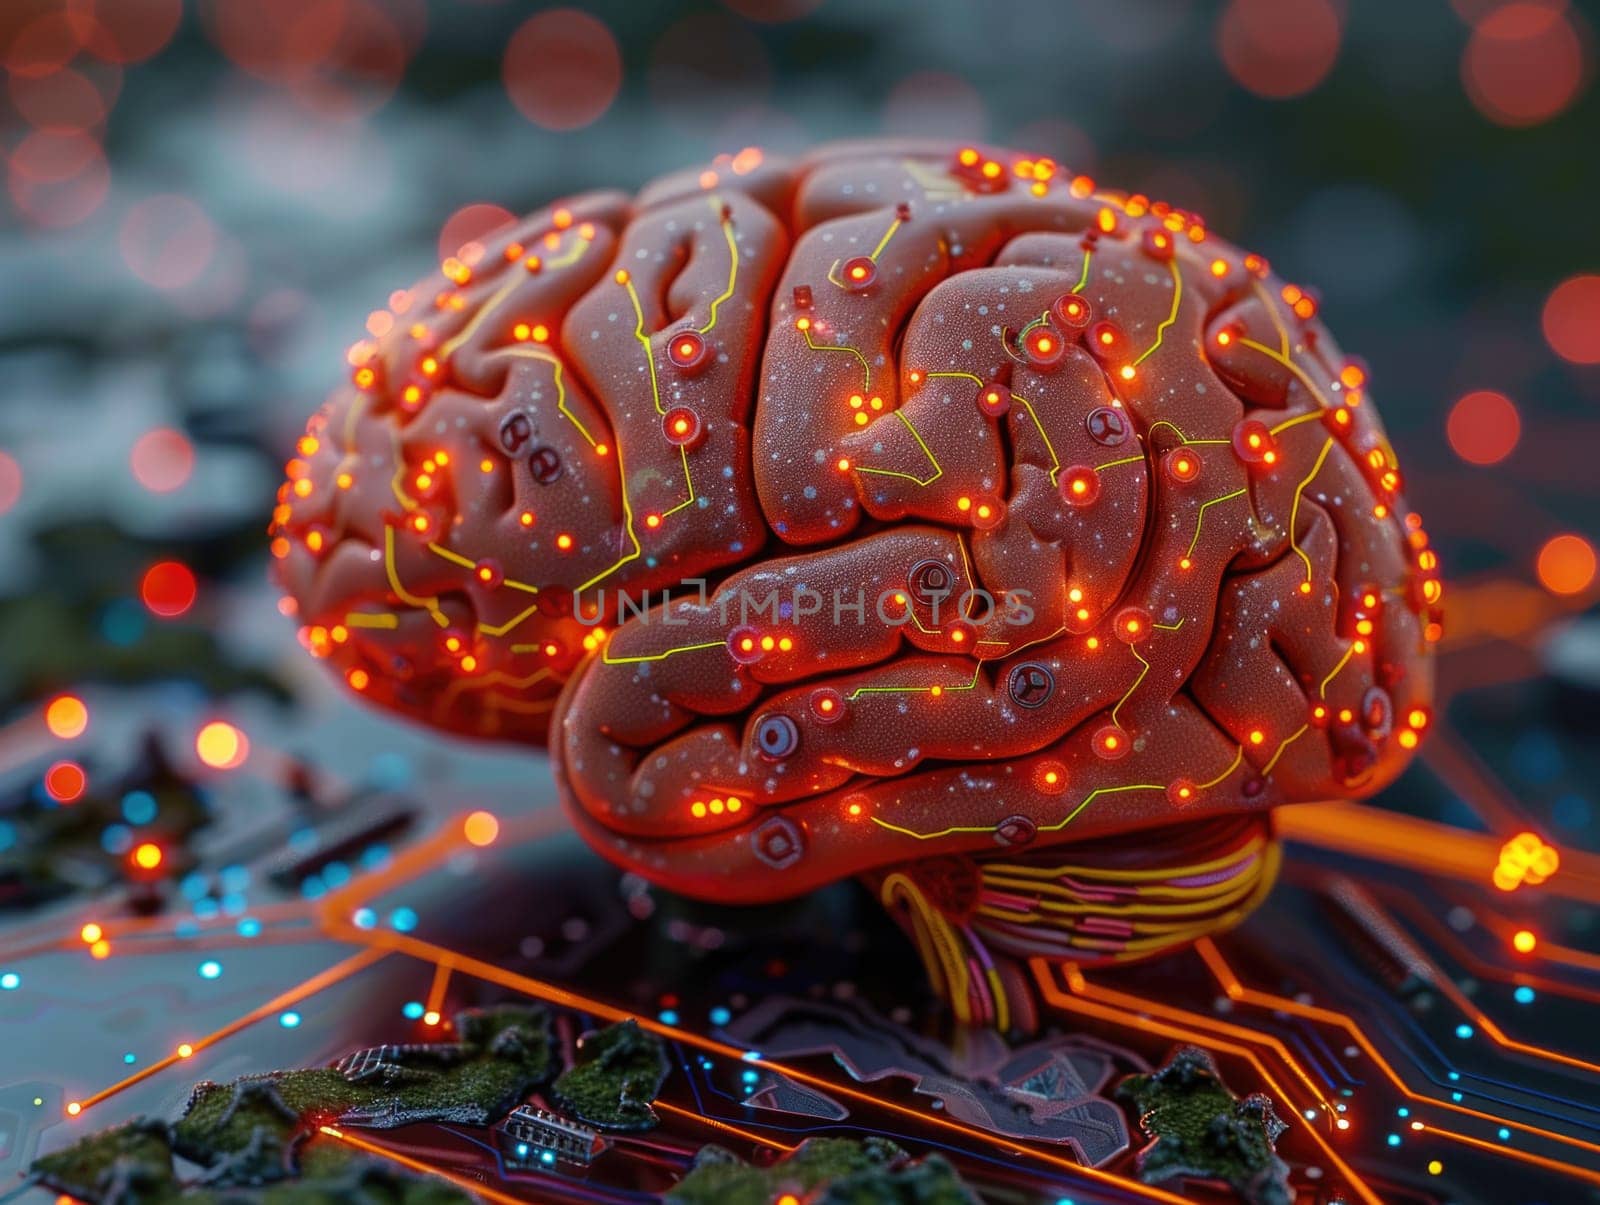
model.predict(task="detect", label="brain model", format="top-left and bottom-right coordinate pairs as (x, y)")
top-left (272, 141), bottom-right (1439, 1029)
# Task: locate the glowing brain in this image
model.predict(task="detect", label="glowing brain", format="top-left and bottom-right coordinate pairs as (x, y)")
top-left (273, 142), bottom-right (1438, 1027)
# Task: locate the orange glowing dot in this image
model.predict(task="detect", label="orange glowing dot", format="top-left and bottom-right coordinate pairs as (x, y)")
top-left (1352, 640), bottom-right (1367, 654)
top-left (45, 761), bottom-right (87, 803)
top-left (459, 655), bottom-right (478, 673)
top-left (1248, 729), bottom-right (1265, 745)
top-left (691, 801), bottom-right (707, 818)
top-left (66, 1103), bottom-right (82, 1116)
top-left (196, 721), bottom-right (248, 770)
top-left (347, 669), bottom-right (370, 691)
top-left (1398, 730), bottom-right (1419, 750)
top-left (760, 636), bottom-right (776, 651)
top-left (1118, 365), bottom-right (1135, 381)
top-left (929, 685), bottom-right (943, 698)
top-left (778, 637), bottom-right (794, 652)
top-left (1097, 207), bottom-right (1117, 233)
top-left (795, 315), bottom-right (812, 332)
top-left (847, 802), bottom-right (862, 817)
top-left (1216, 329), bottom-right (1233, 347)
top-left (958, 147), bottom-right (980, 166)
top-left (1512, 929), bottom-right (1537, 954)
top-left (1179, 556), bottom-right (1193, 570)
top-left (950, 628), bottom-right (966, 643)
top-left (1210, 258), bottom-right (1229, 277)
top-left (132, 842), bottom-right (163, 870)
top-left (292, 477), bottom-right (313, 499)
top-left (46, 695), bottom-right (89, 740)
top-left (614, 269), bottom-right (630, 285)
top-left (1298, 581), bottom-right (1312, 595)
top-left (90, 939), bottom-right (110, 959)
top-left (1537, 533), bottom-right (1596, 596)
top-left (556, 533), bottom-right (574, 551)
top-left (956, 496), bottom-right (972, 512)
top-left (739, 637), bottom-right (755, 652)
top-left (81, 923), bottom-right (103, 944)
top-left (1086, 636), bottom-right (1100, 649)
top-left (464, 810), bottom-right (500, 847)
top-left (644, 513), bottom-right (662, 529)
top-left (1338, 708), bottom-right (1354, 724)
top-left (709, 798), bottom-right (725, 815)
top-left (836, 457), bottom-right (850, 472)
top-left (595, 444), bottom-right (609, 456)
top-left (777, 1195), bottom-right (801, 1205)
top-left (819, 697), bottom-right (836, 713)
top-left (141, 562), bottom-right (199, 617)
top-left (423, 1010), bottom-right (441, 1026)
top-left (336, 472), bottom-right (353, 490)
top-left (1407, 708), bottom-right (1430, 729)
top-left (513, 322), bottom-right (531, 340)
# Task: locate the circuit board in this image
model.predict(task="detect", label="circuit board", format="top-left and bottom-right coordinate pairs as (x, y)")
top-left (2, 466), bottom-right (1598, 1203)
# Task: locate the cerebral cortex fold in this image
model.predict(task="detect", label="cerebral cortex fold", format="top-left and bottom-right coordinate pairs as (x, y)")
top-left (272, 141), bottom-right (1437, 1003)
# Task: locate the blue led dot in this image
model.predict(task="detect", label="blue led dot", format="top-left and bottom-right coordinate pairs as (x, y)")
top-left (1455, 1024), bottom-right (1473, 1039)
top-left (237, 917), bottom-right (261, 938)
top-left (194, 899), bottom-right (219, 919)
top-left (1498, 1128), bottom-right (1511, 1141)
top-left (390, 907), bottom-right (418, 933)
top-left (280, 1011), bottom-right (301, 1028)
top-left (352, 908), bottom-right (376, 930)
top-left (101, 824), bottom-right (132, 855)
top-left (516, 1143), bottom-right (529, 1158)
top-left (1387, 1134), bottom-right (1401, 1147)
top-left (1055, 1198), bottom-right (1077, 1205)
top-left (1398, 1108), bottom-right (1410, 1117)
top-left (124, 1053), bottom-right (136, 1064)
top-left (540, 1151), bottom-right (555, 1165)
top-left (709, 1007), bottom-right (731, 1026)
top-left (122, 791), bottom-right (158, 825)
top-left (741, 1070), bottom-right (759, 1084)
top-left (199, 960), bottom-right (222, 980)
top-left (403, 1001), bottom-right (425, 1020)
top-left (658, 1009), bottom-right (679, 1026)
top-left (1514, 986), bottom-right (1535, 1004)
top-left (1, 972), bottom-right (20, 990)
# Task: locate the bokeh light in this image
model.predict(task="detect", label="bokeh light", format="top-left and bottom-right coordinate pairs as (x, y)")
top-left (1542, 274), bottom-right (1600, 364)
top-left (1462, 3), bottom-right (1589, 127)
top-left (45, 695), bottom-right (89, 740)
top-left (129, 427), bottom-right (194, 492)
top-left (1446, 390), bottom-right (1521, 465)
top-left (437, 202), bottom-right (515, 263)
top-left (196, 720), bottom-right (249, 770)
top-left (132, 841), bottom-right (163, 870)
top-left (6, 129), bottom-right (110, 228)
top-left (67, 0), bottom-right (183, 65)
top-left (0, 451), bottom-right (20, 515)
top-left (44, 760), bottom-right (87, 804)
top-left (503, 9), bottom-right (621, 131)
top-left (1537, 533), bottom-right (1597, 596)
top-left (140, 560), bottom-right (198, 618)
top-left (1217, 0), bottom-right (1343, 99)
top-left (463, 810), bottom-right (500, 847)
top-left (8, 63), bottom-right (119, 132)
top-left (119, 196), bottom-right (218, 291)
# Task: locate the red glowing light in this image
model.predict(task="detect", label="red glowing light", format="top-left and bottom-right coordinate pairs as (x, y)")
top-left (437, 203), bottom-right (515, 264)
top-left (1217, 0), bottom-right (1343, 100)
top-left (503, 8), bottom-right (621, 131)
top-left (1462, 3), bottom-right (1587, 128)
top-left (45, 760), bottom-right (87, 803)
top-left (46, 695), bottom-right (89, 740)
top-left (1542, 275), bottom-right (1600, 365)
top-left (1446, 390), bottom-right (1521, 466)
top-left (130, 428), bottom-right (195, 493)
top-left (140, 560), bottom-right (198, 618)
top-left (6, 129), bottom-right (110, 229)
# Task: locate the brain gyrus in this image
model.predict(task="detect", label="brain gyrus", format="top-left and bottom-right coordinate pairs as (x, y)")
top-left (272, 142), bottom-right (1439, 1027)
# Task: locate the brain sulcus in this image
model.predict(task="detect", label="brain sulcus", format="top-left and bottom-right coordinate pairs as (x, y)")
top-left (271, 141), bottom-right (1439, 1029)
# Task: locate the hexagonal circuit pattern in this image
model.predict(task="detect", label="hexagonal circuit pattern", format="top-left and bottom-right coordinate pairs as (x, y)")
top-left (272, 142), bottom-right (1439, 1019)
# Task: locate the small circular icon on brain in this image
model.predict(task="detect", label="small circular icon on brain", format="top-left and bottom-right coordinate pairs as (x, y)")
top-left (271, 142), bottom-right (1439, 1029)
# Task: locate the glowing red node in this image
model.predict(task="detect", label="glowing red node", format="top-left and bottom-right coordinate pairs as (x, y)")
top-left (1061, 465), bottom-right (1101, 506)
top-left (141, 561), bottom-right (198, 619)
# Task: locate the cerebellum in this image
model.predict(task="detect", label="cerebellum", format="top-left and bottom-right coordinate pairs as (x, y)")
top-left (272, 141), bottom-right (1438, 1027)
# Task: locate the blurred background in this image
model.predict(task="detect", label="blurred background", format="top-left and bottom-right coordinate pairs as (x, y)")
top-left (1, 0), bottom-right (1598, 847)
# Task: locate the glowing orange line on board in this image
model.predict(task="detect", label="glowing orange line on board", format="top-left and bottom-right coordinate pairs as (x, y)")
top-left (1276, 803), bottom-right (1600, 904)
top-left (329, 923), bottom-right (1190, 1203)
top-left (1032, 960), bottom-right (1383, 1205)
top-left (1194, 938), bottom-right (1600, 1170)
top-left (318, 1126), bottom-right (528, 1205)
top-left (655, 1101), bottom-right (796, 1152)
top-left (71, 948), bottom-right (386, 1115)
top-left (1412, 1121), bottom-right (1600, 1188)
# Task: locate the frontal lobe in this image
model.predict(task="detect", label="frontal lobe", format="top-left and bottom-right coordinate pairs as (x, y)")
top-left (270, 170), bottom-right (791, 740)
top-left (550, 143), bottom-right (1439, 918)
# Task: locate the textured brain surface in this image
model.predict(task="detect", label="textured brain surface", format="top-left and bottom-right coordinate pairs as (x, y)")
top-left (273, 142), bottom-right (1439, 1026)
